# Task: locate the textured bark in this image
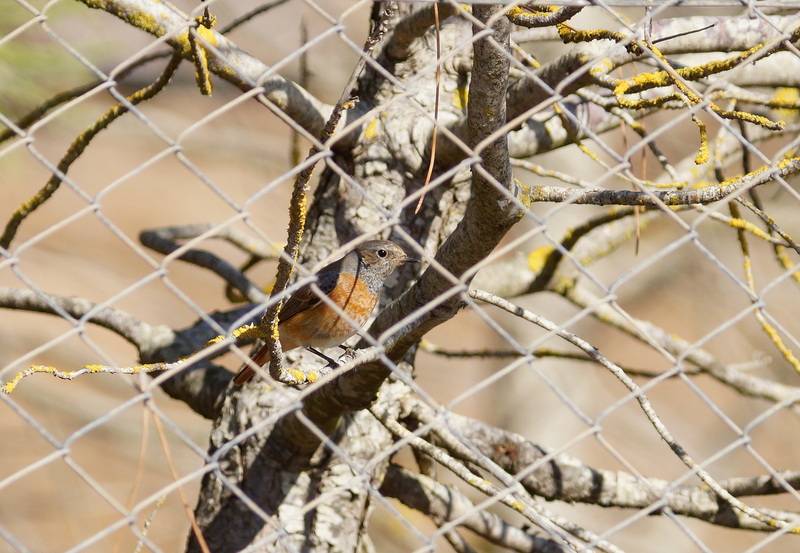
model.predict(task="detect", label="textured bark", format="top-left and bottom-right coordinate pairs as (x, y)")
top-left (184, 5), bottom-right (534, 551)
top-left (181, 6), bottom-right (465, 552)
top-left (188, 380), bottom-right (410, 553)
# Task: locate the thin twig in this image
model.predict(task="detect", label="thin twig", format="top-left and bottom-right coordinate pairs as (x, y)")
top-left (415, 2), bottom-right (441, 214)
top-left (526, 157), bottom-right (800, 206)
top-left (140, 227), bottom-right (267, 304)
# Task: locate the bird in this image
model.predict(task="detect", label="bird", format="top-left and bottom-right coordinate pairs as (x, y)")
top-left (232, 239), bottom-right (416, 385)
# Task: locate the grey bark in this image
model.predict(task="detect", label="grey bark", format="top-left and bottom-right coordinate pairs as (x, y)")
top-left (188, 5), bottom-right (528, 552)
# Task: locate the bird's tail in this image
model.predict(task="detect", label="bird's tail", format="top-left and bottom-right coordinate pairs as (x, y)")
top-left (232, 343), bottom-right (271, 386)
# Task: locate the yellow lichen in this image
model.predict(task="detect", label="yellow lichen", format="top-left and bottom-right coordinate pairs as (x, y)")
top-left (727, 218), bottom-right (771, 241)
top-left (576, 141), bottom-right (603, 164)
top-left (777, 156), bottom-right (800, 170)
top-left (776, 247), bottom-right (800, 285)
top-left (123, 9), bottom-right (165, 38)
top-left (364, 118), bottom-right (379, 139)
top-left (527, 246), bottom-right (555, 274)
top-left (453, 86), bottom-right (468, 111)
top-left (3, 365), bottom-right (59, 393)
top-left (691, 179), bottom-right (716, 190)
top-left (196, 24), bottom-right (218, 46)
top-left (649, 180), bottom-right (689, 189)
top-left (772, 87), bottom-right (800, 121)
top-left (556, 24), bottom-right (624, 47)
top-left (189, 16), bottom-right (216, 96)
top-left (174, 29), bottom-right (193, 56)
top-left (233, 323), bottom-right (262, 339)
top-left (710, 105), bottom-right (783, 131)
top-left (35, 365), bottom-right (55, 373)
top-left (552, 275), bottom-right (577, 295)
top-left (516, 180), bottom-right (533, 208)
top-left (693, 116), bottom-right (709, 165)
top-left (286, 369), bottom-right (305, 382)
top-left (589, 58), bottom-right (614, 78)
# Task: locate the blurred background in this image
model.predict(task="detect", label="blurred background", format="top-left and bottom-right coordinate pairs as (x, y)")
top-left (2, 1), bottom-right (800, 552)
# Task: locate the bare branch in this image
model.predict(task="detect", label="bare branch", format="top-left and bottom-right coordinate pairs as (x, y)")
top-left (507, 5), bottom-right (582, 29)
top-left (384, 3), bottom-right (459, 61)
top-left (527, 157), bottom-right (800, 206)
top-left (140, 225), bottom-right (268, 304)
top-left (371, 403), bottom-right (616, 552)
top-left (506, 14), bottom-right (800, 123)
top-left (469, 288), bottom-right (798, 530)
top-left (79, 0), bottom-right (332, 138)
top-left (408, 401), bottom-right (800, 531)
top-left (471, 209), bottom-right (658, 298)
top-left (0, 285), bottom-right (247, 417)
top-left (0, 286), bottom-right (159, 352)
top-left (381, 464), bottom-right (566, 553)
top-left (562, 283), bottom-right (800, 408)
top-left (1, 52), bottom-right (182, 249)
top-left (147, 307), bottom-right (256, 419)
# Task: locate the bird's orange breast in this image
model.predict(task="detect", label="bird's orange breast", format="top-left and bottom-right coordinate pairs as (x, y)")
top-left (277, 271), bottom-right (378, 349)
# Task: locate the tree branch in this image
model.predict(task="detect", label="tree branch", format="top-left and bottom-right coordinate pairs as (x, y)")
top-left (0, 286), bottom-right (158, 351)
top-left (506, 15), bottom-right (800, 122)
top-left (561, 283), bottom-right (800, 408)
top-left (527, 157), bottom-right (800, 206)
top-left (140, 225), bottom-right (268, 304)
top-left (145, 306), bottom-right (259, 419)
top-left (468, 288), bottom-right (797, 530)
top-left (267, 4), bottom-right (526, 463)
top-left (79, 0), bottom-right (332, 138)
top-left (409, 399), bottom-right (800, 532)
top-left (381, 464), bottom-right (566, 553)
top-left (384, 3), bottom-right (459, 61)
top-left (507, 5), bottom-right (582, 29)
top-left (0, 286), bottom-right (254, 418)
top-left (471, 208), bottom-right (659, 298)
top-left (372, 403), bottom-right (615, 552)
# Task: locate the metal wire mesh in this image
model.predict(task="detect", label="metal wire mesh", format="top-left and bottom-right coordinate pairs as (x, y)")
top-left (3, 1), bottom-right (800, 552)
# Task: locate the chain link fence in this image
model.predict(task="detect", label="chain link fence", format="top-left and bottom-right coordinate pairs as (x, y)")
top-left (3, 1), bottom-right (800, 552)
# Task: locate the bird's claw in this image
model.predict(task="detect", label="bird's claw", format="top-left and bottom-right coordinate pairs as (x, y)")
top-left (338, 347), bottom-right (357, 363)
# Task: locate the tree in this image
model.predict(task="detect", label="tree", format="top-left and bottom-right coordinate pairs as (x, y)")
top-left (3, 1), bottom-right (800, 552)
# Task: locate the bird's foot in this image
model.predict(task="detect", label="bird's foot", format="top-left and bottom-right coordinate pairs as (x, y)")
top-left (306, 347), bottom-right (338, 367)
top-left (338, 347), bottom-right (358, 363)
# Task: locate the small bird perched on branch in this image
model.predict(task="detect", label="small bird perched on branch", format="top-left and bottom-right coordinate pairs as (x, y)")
top-left (233, 240), bottom-right (416, 385)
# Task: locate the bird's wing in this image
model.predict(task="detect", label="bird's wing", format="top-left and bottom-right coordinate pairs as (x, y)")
top-left (277, 269), bottom-right (339, 323)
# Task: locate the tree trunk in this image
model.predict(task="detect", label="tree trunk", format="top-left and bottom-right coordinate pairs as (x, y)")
top-left (188, 7), bottom-right (492, 552)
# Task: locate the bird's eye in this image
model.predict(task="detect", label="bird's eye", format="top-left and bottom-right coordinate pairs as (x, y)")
top-left (377, 249), bottom-right (388, 258)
